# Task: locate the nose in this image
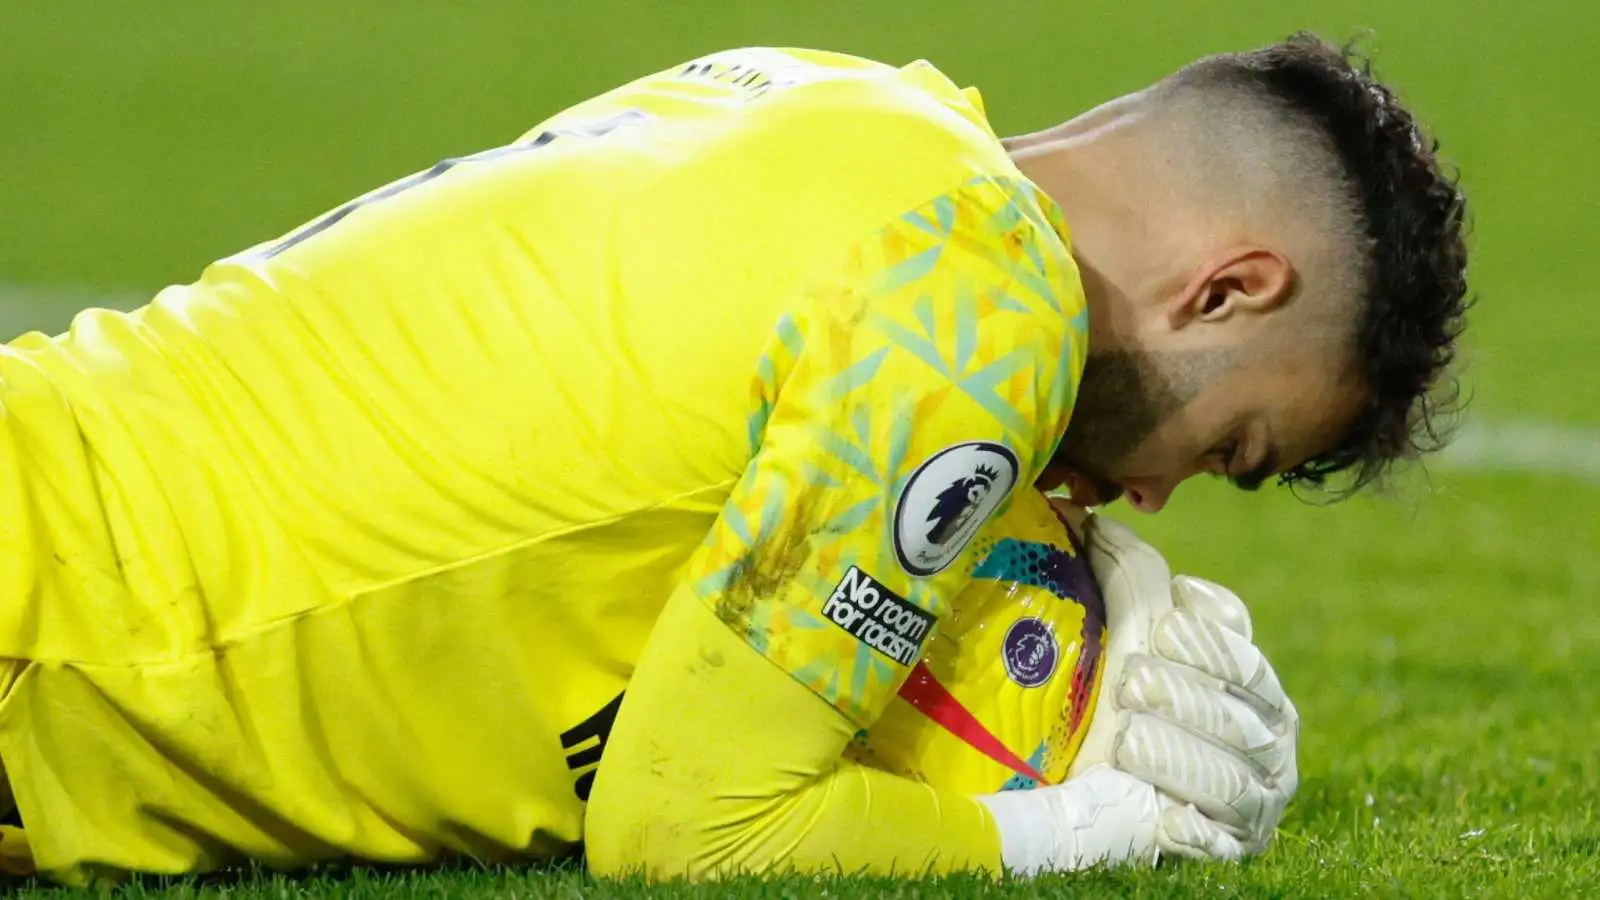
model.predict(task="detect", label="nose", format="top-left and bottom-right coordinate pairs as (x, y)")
top-left (1120, 478), bottom-right (1175, 514)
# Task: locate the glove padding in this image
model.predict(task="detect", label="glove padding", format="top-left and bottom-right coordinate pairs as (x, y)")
top-left (1067, 513), bottom-right (1300, 860)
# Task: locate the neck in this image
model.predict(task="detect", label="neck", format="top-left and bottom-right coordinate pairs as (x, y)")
top-left (1005, 97), bottom-right (1188, 356)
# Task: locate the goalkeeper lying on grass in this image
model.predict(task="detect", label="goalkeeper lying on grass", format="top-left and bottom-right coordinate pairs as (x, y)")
top-left (0, 33), bottom-right (1467, 885)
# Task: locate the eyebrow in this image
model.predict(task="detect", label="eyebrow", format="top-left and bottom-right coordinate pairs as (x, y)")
top-left (1232, 444), bottom-right (1281, 492)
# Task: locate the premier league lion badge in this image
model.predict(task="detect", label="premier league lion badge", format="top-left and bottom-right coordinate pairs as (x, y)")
top-left (893, 441), bottom-right (1019, 577)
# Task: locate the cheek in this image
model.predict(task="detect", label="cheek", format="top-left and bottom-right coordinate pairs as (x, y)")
top-left (1117, 421), bottom-right (1206, 478)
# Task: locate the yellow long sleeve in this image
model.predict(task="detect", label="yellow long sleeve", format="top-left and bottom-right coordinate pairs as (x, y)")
top-left (585, 585), bottom-right (1004, 878)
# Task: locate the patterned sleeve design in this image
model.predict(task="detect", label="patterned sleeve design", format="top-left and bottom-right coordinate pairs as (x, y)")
top-left (683, 175), bottom-right (1089, 726)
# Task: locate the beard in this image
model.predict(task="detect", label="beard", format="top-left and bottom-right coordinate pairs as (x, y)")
top-left (1052, 349), bottom-right (1189, 504)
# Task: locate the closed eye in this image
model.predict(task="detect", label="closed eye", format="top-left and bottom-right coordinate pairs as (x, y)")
top-left (1232, 446), bottom-right (1281, 492)
top-left (1208, 440), bottom-right (1239, 478)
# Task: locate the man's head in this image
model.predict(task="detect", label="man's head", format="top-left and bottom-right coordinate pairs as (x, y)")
top-left (1009, 33), bottom-right (1469, 511)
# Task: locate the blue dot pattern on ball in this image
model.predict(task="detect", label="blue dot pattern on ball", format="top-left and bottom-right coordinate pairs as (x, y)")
top-left (971, 538), bottom-right (1097, 605)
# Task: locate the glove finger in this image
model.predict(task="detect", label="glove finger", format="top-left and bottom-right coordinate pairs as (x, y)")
top-left (1171, 575), bottom-right (1252, 640)
top-left (1086, 516), bottom-right (1175, 631)
top-left (1156, 800), bottom-right (1246, 862)
top-left (1119, 656), bottom-right (1293, 779)
top-left (1154, 609), bottom-right (1293, 725)
top-left (1068, 514), bottom-right (1175, 778)
top-left (1115, 712), bottom-right (1274, 836)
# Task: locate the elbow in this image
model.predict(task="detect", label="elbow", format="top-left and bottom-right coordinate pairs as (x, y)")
top-left (582, 768), bottom-right (641, 878)
top-left (584, 765), bottom-right (714, 881)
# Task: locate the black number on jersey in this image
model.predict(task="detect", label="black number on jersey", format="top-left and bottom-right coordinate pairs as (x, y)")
top-left (560, 690), bottom-right (625, 802)
top-left (251, 109), bottom-right (650, 260)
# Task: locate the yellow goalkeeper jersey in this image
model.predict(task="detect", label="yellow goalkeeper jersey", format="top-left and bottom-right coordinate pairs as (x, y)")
top-left (0, 47), bottom-right (1088, 882)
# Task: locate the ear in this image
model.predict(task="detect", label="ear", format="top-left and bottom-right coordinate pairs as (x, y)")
top-left (1166, 247), bottom-right (1295, 329)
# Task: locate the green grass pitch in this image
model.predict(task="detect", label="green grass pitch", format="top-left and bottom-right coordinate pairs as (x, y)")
top-left (2, 1), bottom-right (1596, 897)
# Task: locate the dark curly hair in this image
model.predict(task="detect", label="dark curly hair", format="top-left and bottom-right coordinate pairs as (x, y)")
top-left (1179, 33), bottom-right (1471, 496)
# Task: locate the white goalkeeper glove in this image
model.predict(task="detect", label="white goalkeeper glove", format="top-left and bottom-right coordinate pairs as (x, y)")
top-left (975, 512), bottom-right (1297, 874)
top-left (977, 763), bottom-right (1162, 874)
top-left (1072, 513), bottom-right (1300, 860)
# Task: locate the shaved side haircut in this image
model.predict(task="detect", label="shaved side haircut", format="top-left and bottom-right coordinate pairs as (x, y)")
top-left (1156, 33), bottom-right (1471, 494)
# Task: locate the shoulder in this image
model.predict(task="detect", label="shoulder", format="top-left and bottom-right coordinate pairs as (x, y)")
top-left (846, 173), bottom-right (1086, 331)
top-left (660, 48), bottom-right (1018, 193)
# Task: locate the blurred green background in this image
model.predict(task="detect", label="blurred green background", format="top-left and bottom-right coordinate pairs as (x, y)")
top-left (2, 1), bottom-right (1597, 895)
top-left (4, 0), bottom-right (1597, 424)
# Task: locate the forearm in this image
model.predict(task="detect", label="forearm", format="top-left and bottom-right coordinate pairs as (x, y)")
top-left (584, 586), bottom-right (1002, 879)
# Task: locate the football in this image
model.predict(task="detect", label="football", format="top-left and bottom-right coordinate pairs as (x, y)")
top-left (847, 488), bottom-right (1107, 792)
